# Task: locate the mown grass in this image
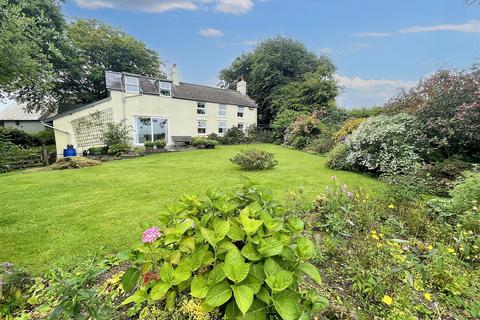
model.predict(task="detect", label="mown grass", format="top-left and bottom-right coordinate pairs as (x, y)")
top-left (0, 144), bottom-right (384, 273)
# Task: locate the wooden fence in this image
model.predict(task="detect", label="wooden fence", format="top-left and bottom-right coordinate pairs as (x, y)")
top-left (1, 145), bottom-right (54, 172)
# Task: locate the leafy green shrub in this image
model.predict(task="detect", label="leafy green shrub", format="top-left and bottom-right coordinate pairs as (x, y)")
top-left (283, 113), bottom-right (325, 149)
top-left (449, 172), bottom-right (480, 214)
top-left (104, 121), bottom-right (132, 146)
top-left (230, 149), bottom-right (278, 171)
top-left (246, 125), bottom-right (274, 144)
top-left (32, 129), bottom-right (55, 145)
top-left (419, 159), bottom-right (474, 196)
top-left (271, 110), bottom-right (306, 144)
top-left (344, 114), bottom-right (429, 175)
top-left (332, 117), bottom-right (366, 142)
top-left (121, 182), bottom-right (327, 319)
top-left (144, 141), bottom-right (155, 148)
top-left (204, 139), bottom-right (218, 147)
top-left (88, 146), bottom-right (106, 155)
top-left (191, 137), bottom-right (207, 147)
top-left (0, 263), bottom-right (32, 317)
top-left (304, 133), bottom-right (335, 154)
top-left (154, 139), bottom-right (167, 149)
top-left (219, 126), bottom-right (246, 145)
top-left (108, 143), bottom-right (131, 156)
top-left (326, 143), bottom-right (350, 170)
top-left (0, 127), bottom-right (36, 146)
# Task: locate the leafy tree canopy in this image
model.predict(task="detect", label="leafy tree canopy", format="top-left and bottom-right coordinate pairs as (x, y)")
top-left (219, 36), bottom-right (335, 124)
top-left (0, 1), bottom-right (163, 112)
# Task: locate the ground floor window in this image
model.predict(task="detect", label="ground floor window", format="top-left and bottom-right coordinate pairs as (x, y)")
top-left (218, 121), bottom-right (227, 134)
top-left (237, 122), bottom-right (244, 132)
top-left (135, 117), bottom-right (167, 144)
top-left (198, 120), bottom-right (207, 134)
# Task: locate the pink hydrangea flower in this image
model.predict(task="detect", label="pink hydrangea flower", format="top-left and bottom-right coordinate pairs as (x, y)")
top-left (142, 226), bottom-right (160, 243)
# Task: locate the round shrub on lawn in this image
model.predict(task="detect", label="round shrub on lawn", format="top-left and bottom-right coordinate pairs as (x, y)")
top-left (230, 149), bottom-right (278, 171)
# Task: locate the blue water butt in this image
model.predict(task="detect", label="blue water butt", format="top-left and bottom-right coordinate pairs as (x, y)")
top-left (63, 148), bottom-right (77, 157)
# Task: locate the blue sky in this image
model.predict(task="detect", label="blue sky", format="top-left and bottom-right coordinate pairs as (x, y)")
top-left (14, 0), bottom-right (480, 109)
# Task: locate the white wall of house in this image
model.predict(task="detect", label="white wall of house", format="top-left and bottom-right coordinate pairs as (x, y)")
top-left (2, 120), bottom-right (46, 134)
top-left (52, 91), bottom-right (257, 156)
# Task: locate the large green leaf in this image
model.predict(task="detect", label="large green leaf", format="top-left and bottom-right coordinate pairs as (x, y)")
top-left (242, 218), bottom-right (263, 236)
top-left (190, 246), bottom-right (207, 271)
top-left (257, 237), bottom-right (284, 257)
top-left (272, 290), bottom-right (302, 320)
top-left (286, 216), bottom-right (304, 232)
top-left (173, 261), bottom-right (192, 285)
top-left (225, 301), bottom-right (242, 319)
top-left (241, 242), bottom-right (262, 261)
top-left (227, 223), bottom-right (245, 241)
top-left (121, 267), bottom-right (140, 292)
top-left (160, 262), bottom-right (174, 284)
top-left (179, 237), bottom-right (195, 253)
top-left (208, 263), bottom-right (226, 285)
top-left (295, 237), bottom-right (314, 260)
top-left (265, 270), bottom-right (293, 292)
top-left (177, 219), bottom-right (194, 235)
top-left (120, 289), bottom-right (147, 306)
top-left (242, 299), bottom-right (268, 320)
top-left (201, 227), bottom-right (218, 248)
top-left (150, 282), bottom-right (171, 301)
top-left (264, 258), bottom-right (283, 278)
top-left (223, 262), bottom-right (250, 283)
top-left (297, 262), bottom-right (322, 285)
top-left (191, 275), bottom-right (209, 299)
top-left (255, 286), bottom-right (271, 305)
top-left (214, 220), bottom-right (231, 241)
top-left (231, 285), bottom-right (254, 315)
top-left (205, 280), bottom-right (233, 307)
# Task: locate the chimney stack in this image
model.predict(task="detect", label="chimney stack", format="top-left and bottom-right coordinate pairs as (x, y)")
top-left (170, 64), bottom-right (180, 85)
top-left (237, 77), bottom-right (247, 95)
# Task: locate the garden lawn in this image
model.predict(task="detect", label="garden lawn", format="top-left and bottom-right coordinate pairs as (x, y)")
top-left (0, 144), bottom-right (384, 273)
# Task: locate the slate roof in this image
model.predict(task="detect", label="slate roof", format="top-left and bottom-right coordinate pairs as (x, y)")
top-left (0, 102), bottom-right (51, 121)
top-left (105, 71), bottom-right (257, 108)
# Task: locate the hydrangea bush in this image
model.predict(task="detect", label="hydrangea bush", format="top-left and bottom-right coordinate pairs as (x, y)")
top-left (121, 181), bottom-right (327, 319)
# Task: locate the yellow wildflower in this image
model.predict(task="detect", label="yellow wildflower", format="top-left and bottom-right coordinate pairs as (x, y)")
top-left (371, 234), bottom-right (380, 240)
top-left (388, 204), bottom-right (395, 209)
top-left (424, 292), bottom-right (432, 301)
top-left (427, 244), bottom-right (433, 251)
top-left (382, 295), bottom-right (393, 305)
top-left (447, 248), bottom-right (455, 253)
top-left (377, 243), bottom-right (383, 248)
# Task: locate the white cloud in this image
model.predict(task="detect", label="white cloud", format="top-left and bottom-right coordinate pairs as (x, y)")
top-left (356, 20), bottom-right (480, 38)
top-left (74, 0), bottom-right (254, 13)
top-left (319, 44), bottom-right (369, 56)
top-left (199, 27), bottom-right (224, 37)
top-left (215, 0), bottom-right (253, 14)
top-left (335, 75), bottom-right (416, 108)
top-left (399, 20), bottom-right (480, 33)
top-left (355, 32), bottom-right (394, 37)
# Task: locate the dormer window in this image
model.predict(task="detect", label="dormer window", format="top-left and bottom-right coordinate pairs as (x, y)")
top-left (159, 81), bottom-right (172, 96)
top-left (237, 106), bottom-right (244, 118)
top-left (125, 76), bottom-right (139, 93)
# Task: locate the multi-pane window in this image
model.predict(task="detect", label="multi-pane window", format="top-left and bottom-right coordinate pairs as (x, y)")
top-left (124, 76), bottom-right (140, 93)
top-left (218, 121), bottom-right (227, 134)
top-left (197, 102), bottom-right (206, 115)
top-left (237, 122), bottom-right (244, 132)
top-left (237, 106), bottom-right (244, 118)
top-left (198, 120), bottom-right (207, 134)
top-left (219, 104), bottom-right (227, 117)
top-left (159, 81), bottom-right (172, 96)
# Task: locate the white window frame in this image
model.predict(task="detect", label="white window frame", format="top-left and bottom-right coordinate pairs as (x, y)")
top-left (159, 81), bottom-right (172, 97)
top-left (125, 76), bottom-right (140, 93)
top-left (197, 102), bottom-right (207, 115)
top-left (218, 121), bottom-right (227, 134)
top-left (197, 120), bottom-right (207, 134)
top-left (237, 122), bottom-right (245, 132)
top-left (237, 106), bottom-right (244, 118)
top-left (219, 104), bottom-right (227, 117)
top-left (133, 116), bottom-right (169, 145)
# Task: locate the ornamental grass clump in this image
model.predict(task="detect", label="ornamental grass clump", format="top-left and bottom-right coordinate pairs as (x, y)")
top-left (230, 149), bottom-right (278, 171)
top-left (121, 181), bottom-right (327, 319)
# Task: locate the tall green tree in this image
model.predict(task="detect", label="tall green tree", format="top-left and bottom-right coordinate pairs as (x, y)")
top-left (219, 37), bottom-right (331, 124)
top-left (270, 64), bottom-right (338, 115)
top-left (59, 19), bottom-right (163, 106)
top-left (0, 0), bottom-right (67, 111)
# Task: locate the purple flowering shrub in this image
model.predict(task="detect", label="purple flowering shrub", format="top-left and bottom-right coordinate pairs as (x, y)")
top-left (120, 180), bottom-right (328, 319)
top-left (385, 66), bottom-right (480, 161)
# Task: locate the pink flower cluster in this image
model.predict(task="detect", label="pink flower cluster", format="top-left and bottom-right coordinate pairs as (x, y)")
top-left (142, 226), bottom-right (160, 243)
